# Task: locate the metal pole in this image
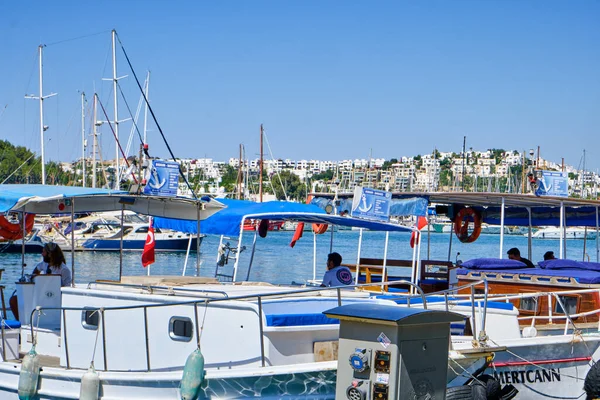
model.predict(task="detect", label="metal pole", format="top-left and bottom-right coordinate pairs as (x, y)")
top-left (499, 197), bottom-right (505, 258)
top-left (71, 200), bottom-right (75, 286)
top-left (111, 30), bottom-right (120, 189)
top-left (119, 204), bottom-right (124, 281)
top-left (92, 94), bottom-right (98, 188)
top-left (81, 92), bottom-right (86, 187)
top-left (182, 236), bottom-right (192, 277)
top-left (245, 230), bottom-right (259, 281)
top-left (312, 232), bottom-right (317, 281)
top-left (447, 226), bottom-right (453, 262)
top-left (354, 228), bottom-right (363, 285)
top-left (232, 218), bottom-right (245, 281)
top-left (259, 124), bottom-right (263, 202)
top-left (39, 45), bottom-right (46, 185)
top-left (257, 297), bottom-right (265, 367)
top-left (381, 232), bottom-right (389, 291)
top-left (527, 207), bottom-right (532, 260)
top-left (196, 205), bottom-right (201, 276)
top-left (559, 201), bottom-right (565, 259)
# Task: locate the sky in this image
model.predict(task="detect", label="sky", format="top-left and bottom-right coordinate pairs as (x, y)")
top-left (1, 1), bottom-right (599, 171)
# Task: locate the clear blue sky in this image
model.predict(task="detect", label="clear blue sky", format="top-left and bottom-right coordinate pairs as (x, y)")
top-left (1, 1), bottom-right (599, 171)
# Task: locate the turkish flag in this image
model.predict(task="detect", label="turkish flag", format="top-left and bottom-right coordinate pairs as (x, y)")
top-left (142, 217), bottom-right (155, 267)
top-left (410, 216), bottom-right (428, 248)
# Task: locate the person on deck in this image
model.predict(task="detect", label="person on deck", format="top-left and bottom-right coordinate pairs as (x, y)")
top-left (507, 247), bottom-right (535, 268)
top-left (543, 251), bottom-right (556, 261)
top-left (321, 252), bottom-right (353, 287)
top-left (9, 242), bottom-right (72, 320)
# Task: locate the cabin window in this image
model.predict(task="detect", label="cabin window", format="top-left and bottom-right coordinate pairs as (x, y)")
top-left (169, 317), bottom-right (194, 342)
top-left (137, 226), bottom-right (149, 233)
top-left (81, 308), bottom-right (100, 330)
top-left (554, 296), bottom-right (578, 315)
top-left (519, 297), bottom-right (538, 312)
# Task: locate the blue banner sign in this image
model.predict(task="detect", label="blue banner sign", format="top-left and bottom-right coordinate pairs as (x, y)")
top-left (351, 186), bottom-right (392, 222)
top-left (535, 170), bottom-right (569, 197)
top-left (143, 160), bottom-right (180, 196)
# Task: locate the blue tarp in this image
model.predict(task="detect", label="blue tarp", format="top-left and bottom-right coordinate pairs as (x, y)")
top-left (154, 198), bottom-right (415, 236)
top-left (310, 196), bottom-right (428, 217)
top-left (479, 206), bottom-right (600, 227)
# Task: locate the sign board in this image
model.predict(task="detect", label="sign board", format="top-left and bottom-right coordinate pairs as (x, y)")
top-left (143, 160), bottom-right (180, 197)
top-left (535, 170), bottom-right (569, 197)
top-left (351, 186), bottom-right (392, 222)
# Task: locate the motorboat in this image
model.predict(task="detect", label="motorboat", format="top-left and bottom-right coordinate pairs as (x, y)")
top-left (531, 226), bottom-right (598, 240)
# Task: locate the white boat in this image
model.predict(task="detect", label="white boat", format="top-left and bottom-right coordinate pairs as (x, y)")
top-left (531, 226), bottom-right (598, 240)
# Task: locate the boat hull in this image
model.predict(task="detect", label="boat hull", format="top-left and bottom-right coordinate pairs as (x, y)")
top-left (80, 236), bottom-right (201, 252)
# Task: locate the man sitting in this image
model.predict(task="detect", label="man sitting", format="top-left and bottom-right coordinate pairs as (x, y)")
top-left (507, 247), bottom-right (535, 268)
top-left (321, 252), bottom-right (353, 287)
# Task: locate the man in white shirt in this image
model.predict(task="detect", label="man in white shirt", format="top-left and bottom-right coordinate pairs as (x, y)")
top-left (321, 252), bottom-right (353, 287)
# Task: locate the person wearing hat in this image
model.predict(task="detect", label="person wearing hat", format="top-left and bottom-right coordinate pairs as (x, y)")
top-left (507, 247), bottom-right (535, 268)
top-left (543, 251), bottom-right (556, 261)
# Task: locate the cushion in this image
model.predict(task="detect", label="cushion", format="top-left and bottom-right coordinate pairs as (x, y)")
top-left (540, 259), bottom-right (600, 272)
top-left (460, 258), bottom-right (528, 270)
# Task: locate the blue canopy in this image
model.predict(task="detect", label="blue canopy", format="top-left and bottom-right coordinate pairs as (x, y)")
top-left (154, 198), bottom-right (415, 236)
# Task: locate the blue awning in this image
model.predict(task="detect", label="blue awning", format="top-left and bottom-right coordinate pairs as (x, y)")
top-left (154, 198), bottom-right (414, 236)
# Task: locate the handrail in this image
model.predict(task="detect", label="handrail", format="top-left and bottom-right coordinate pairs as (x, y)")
top-left (86, 280), bottom-right (230, 298)
top-left (28, 279), bottom-right (428, 370)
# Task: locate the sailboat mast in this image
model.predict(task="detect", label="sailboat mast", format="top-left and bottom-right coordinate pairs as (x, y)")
top-left (81, 92), bottom-right (86, 187)
top-left (259, 124), bottom-right (264, 202)
top-left (237, 144), bottom-right (243, 200)
top-left (111, 29), bottom-right (120, 189)
top-left (38, 46), bottom-right (46, 185)
top-left (143, 71), bottom-right (150, 148)
top-left (92, 94), bottom-right (98, 188)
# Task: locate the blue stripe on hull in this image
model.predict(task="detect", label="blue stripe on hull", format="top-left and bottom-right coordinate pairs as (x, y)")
top-left (81, 237), bottom-right (201, 252)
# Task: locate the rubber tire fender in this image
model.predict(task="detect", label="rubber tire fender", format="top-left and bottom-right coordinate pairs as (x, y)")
top-left (446, 385), bottom-right (473, 400)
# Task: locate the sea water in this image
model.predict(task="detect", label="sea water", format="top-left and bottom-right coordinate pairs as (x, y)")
top-left (0, 230), bottom-right (598, 307)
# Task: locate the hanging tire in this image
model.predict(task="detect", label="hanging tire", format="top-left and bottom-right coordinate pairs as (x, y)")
top-left (470, 382), bottom-right (487, 400)
top-left (585, 362), bottom-right (600, 399)
top-left (446, 385), bottom-right (473, 400)
top-left (475, 374), bottom-right (501, 400)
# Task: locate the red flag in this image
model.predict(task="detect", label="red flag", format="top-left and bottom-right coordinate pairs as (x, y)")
top-left (289, 222), bottom-right (305, 248)
top-left (142, 217), bottom-right (155, 267)
top-left (410, 216), bottom-right (428, 248)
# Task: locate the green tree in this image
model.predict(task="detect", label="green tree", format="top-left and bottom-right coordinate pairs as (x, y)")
top-left (381, 158), bottom-right (398, 170)
top-left (271, 170), bottom-right (307, 201)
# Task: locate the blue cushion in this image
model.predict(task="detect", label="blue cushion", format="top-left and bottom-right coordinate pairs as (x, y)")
top-left (265, 313), bottom-right (339, 327)
top-left (540, 259), bottom-right (600, 272)
top-left (461, 258), bottom-right (528, 270)
top-left (1, 319), bottom-right (21, 329)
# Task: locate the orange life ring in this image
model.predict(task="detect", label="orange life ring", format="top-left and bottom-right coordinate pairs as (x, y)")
top-left (312, 223), bottom-right (328, 234)
top-left (453, 207), bottom-right (481, 243)
top-left (0, 213), bottom-right (35, 240)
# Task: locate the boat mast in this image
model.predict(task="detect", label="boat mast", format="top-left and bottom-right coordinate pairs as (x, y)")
top-left (259, 124), bottom-right (263, 202)
top-left (237, 144), bottom-right (244, 200)
top-left (81, 91), bottom-right (87, 187)
top-left (92, 94), bottom-right (98, 188)
top-left (25, 45), bottom-right (56, 185)
top-left (111, 30), bottom-right (120, 189)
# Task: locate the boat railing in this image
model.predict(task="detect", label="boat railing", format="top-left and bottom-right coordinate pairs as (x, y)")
top-left (86, 280), bottom-right (231, 298)
top-left (373, 279), bottom-right (489, 344)
top-left (23, 279), bottom-right (427, 371)
top-left (481, 288), bottom-right (600, 335)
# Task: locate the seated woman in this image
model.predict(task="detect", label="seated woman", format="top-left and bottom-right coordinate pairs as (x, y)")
top-left (9, 242), bottom-right (72, 320)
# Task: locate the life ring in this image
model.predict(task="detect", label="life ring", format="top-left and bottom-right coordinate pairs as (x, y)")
top-left (453, 207), bottom-right (482, 243)
top-left (0, 213), bottom-right (35, 240)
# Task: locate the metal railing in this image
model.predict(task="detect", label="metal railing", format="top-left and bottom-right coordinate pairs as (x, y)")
top-left (21, 280), bottom-right (425, 371)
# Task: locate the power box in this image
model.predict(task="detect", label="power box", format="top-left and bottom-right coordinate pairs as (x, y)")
top-left (324, 303), bottom-right (464, 400)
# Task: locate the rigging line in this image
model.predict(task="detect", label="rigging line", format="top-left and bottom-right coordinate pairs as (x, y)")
top-left (1, 154), bottom-right (36, 184)
top-left (96, 96), bottom-right (138, 184)
top-left (114, 31), bottom-right (197, 200)
top-left (45, 30), bottom-right (112, 47)
top-left (116, 82), bottom-right (144, 145)
top-left (262, 130), bottom-right (288, 200)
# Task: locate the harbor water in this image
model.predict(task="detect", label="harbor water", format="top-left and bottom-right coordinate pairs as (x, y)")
top-left (1, 230), bottom-right (599, 310)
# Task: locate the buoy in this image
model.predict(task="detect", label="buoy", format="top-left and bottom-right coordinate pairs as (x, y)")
top-left (18, 346), bottom-right (40, 400)
top-left (79, 363), bottom-right (100, 400)
top-left (180, 348), bottom-right (205, 400)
